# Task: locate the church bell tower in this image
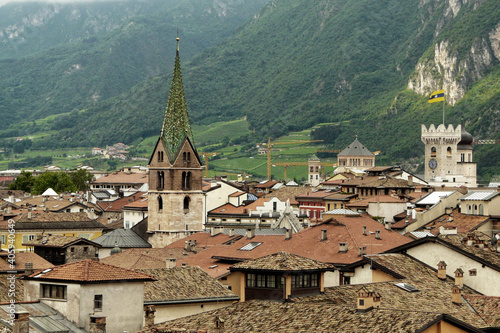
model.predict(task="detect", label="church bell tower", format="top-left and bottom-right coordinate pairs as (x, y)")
top-left (147, 37), bottom-right (205, 247)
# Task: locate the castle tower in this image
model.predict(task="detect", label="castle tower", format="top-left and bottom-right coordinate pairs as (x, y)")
top-left (421, 124), bottom-right (476, 187)
top-left (147, 37), bottom-right (205, 247)
top-left (308, 154), bottom-right (321, 186)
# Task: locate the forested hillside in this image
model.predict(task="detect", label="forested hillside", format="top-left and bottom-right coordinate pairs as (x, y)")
top-left (0, 0), bottom-right (499, 181)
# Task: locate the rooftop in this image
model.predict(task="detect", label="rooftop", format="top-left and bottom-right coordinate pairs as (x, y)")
top-left (100, 248), bottom-right (196, 270)
top-left (231, 251), bottom-right (335, 272)
top-left (92, 228), bottom-right (152, 248)
top-left (91, 171), bottom-right (148, 185)
top-left (140, 267), bottom-right (238, 304)
top-left (27, 259), bottom-right (156, 283)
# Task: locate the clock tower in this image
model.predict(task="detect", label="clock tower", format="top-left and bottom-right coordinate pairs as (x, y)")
top-left (421, 123), bottom-right (476, 187)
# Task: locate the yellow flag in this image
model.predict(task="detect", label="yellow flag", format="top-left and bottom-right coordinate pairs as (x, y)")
top-left (429, 89), bottom-right (445, 103)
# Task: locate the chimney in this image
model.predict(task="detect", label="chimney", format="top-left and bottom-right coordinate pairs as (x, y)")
top-left (339, 242), bottom-right (348, 252)
top-left (24, 262), bottom-right (34, 276)
top-left (144, 305), bottom-right (156, 328)
top-left (214, 315), bottom-right (225, 333)
top-left (363, 226), bottom-right (367, 236)
top-left (89, 316), bottom-right (106, 333)
top-left (356, 287), bottom-right (374, 312)
top-left (385, 222), bottom-right (392, 230)
top-left (246, 229), bottom-right (255, 239)
top-left (358, 247), bottom-right (367, 257)
top-left (13, 311), bottom-right (29, 333)
top-left (408, 175), bottom-right (413, 186)
top-left (375, 230), bottom-right (381, 240)
top-left (184, 240), bottom-right (191, 252)
top-left (27, 208), bottom-right (32, 220)
top-left (475, 239), bottom-right (485, 250)
top-left (452, 285), bottom-right (463, 305)
top-left (437, 261), bottom-right (447, 280)
top-left (321, 229), bottom-right (327, 241)
top-left (6, 205), bottom-right (12, 214)
top-left (454, 268), bottom-right (464, 288)
top-left (285, 229), bottom-right (292, 240)
top-left (228, 229), bottom-right (234, 237)
top-left (166, 257), bottom-right (176, 268)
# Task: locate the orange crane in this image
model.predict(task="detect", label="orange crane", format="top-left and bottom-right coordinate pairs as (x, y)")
top-left (202, 152), bottom-right (217, 178)
top-left (262, 138), bottom-right (323, 180)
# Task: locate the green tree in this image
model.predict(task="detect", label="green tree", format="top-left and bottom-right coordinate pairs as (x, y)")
top-left (32, 171), bottom-right (77, 195)
top-left (69, 169), bottom-right (94, 191)
top-left (8, 170), bottom-right (35, 192)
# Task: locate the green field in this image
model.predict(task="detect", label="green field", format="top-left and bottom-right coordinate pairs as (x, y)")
top-left (0, 118), bottom-right (333, 181)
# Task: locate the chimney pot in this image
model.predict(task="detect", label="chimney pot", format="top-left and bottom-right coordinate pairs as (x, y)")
top-left (454, 268), bottom-right (464, 288)
top-left (375, 230), bottom-right (381, 239)
top-left (452, 285), bottom-right (463, 305)
top-left (247, 229), bottom-right (255, 239)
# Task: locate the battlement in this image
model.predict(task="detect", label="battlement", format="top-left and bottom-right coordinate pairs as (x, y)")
top-left (421, 124), bottom-right (461, 134)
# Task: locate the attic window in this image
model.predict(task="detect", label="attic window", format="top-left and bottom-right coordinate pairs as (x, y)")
top-left (239, 242), bottom-right (262, 251)
top-left (394, 282), bottom-right (419, 292)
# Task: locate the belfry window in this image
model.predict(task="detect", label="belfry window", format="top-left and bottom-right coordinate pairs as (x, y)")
top-left (158, 151), bottom-right (164, 162)
top-left (431, 147), bottom-right (437, 157)
top-left (158, 196), bottom-right (163, 211)
top-left (157, 171), bottom-right (165, 189)
top-left (183, 196), bottom-right (190, 212)
top-left (182, 171), bottom-right (192, 190)
top-left (183, 152), bottom-right (191, 162)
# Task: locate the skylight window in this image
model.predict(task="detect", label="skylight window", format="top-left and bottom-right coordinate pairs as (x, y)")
top-left (395, 282), bottom-right (419, 292)
top-left (239, 242), bottom-right (262, 251)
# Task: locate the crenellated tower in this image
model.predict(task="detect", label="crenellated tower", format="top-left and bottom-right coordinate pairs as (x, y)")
top-left (421, 124), bottom-right (476, 187)
top-left (147, 37), bottom-right (205, 247)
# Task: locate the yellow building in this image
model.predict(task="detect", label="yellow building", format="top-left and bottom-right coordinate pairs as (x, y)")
top-left (0, 212), bottom-right (106, 253)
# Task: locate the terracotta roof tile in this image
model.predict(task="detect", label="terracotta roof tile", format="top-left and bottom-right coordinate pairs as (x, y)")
top-left (0, 252), bottom-right (54, 272)
top-left (101, 248), bottom-right (196, 270)
top-left (0, 212), bottom-right (106, 230)
top-left (97, 192), bottom-right (146, 212)
top-left (464, 295), bottom-right (500, 327)
top-left (139, 300), bottom-right (481, 333)
top-left (419, 208), bottom-right (490, 236)
top-left (91, 171), bottom-right (148, 185)
top-left (27, 259), bottom-right (156, 282)
top-left (140, 267), bottom-right (238, 303)
top-left (231, 251), bottom-right (335, 271)
top-left (347, 195), bottom-right (406, 207)
top-left (22, 235), bottom-right (99, 248)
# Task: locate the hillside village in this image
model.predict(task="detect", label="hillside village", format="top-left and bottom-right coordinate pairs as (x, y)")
top-left (0, 41), bottom-right (499, 333)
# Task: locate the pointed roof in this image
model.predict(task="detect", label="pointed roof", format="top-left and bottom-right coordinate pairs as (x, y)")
top-left (338, 137), bottom-right (374, 157)
top-left (160, 37), bottom-right (195, 160)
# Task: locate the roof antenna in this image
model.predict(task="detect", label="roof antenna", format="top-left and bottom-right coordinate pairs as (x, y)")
top-left (176, 28), bottom-right (180, 55)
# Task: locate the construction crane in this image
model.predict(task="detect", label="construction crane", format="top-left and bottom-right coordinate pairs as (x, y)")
top-left (316, 149), bottom-right (381, 156)
top-left (202, 152), bottom-right (217, 178)
top-left (262, 138), bottom-right (323, 180)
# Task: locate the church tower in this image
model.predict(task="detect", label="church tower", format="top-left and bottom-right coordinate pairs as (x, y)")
top-left (147, 37), bottom-right (205, 247)
top-left (421, 123), bottom-right (477, 187)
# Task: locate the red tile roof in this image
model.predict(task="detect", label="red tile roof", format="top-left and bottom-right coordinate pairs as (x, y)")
top-left (27, 259), bottom-right (156, 282)
top-left (97, 192), bottom-right (146, 212)
top-left (419, 208), bottom-right (490, 236)
top-left (91, 171), bottom-right (148, 184)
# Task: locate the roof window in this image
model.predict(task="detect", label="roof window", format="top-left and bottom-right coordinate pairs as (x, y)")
top-left (394, 282), bottom-right (419, 292)
top-left (239, 242), bottom-right (262, 251)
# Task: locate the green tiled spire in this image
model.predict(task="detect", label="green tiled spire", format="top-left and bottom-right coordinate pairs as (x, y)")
top-left (161, 37), bottom-right (195, 157)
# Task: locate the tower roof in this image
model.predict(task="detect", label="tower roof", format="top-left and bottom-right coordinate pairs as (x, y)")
top-left (338, 138), bottom-right (374, 157)
top-left (160, 37), bottom-right (195, 157)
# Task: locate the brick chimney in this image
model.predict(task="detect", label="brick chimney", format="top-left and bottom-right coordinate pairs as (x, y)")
top-left (89, 316), bottom-right (106, 333)
top-left (13, 311), bottom-right (29, 333)
top-left (454, 268), bottom-right (464, 288)
top-left (437, 261), bottom-right (447, 280)
top-left (321, 230), bottom-right (327, 241)
top-left (452, 285), bottom-right (462, 305)
top-left (144, 305), bottom-right (156, 328)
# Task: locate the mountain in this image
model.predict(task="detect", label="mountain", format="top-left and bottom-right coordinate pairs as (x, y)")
top-left (2, 0), bottom-right (500, 181)
top-left (0, 0), bottom-right (269, 129)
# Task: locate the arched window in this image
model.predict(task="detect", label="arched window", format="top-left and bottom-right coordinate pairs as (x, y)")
top-left (466, 204), bottom-right (471, 214)
top-left (447, 147), bottom-right (452, 157)
top-left (473, 205), bottom-right (478, 215)
top-left (157, 171), bottom-right (165, 189)
top-left (479, 204), bottom-right (484, 215)
top-left (431, 147), bottom-right (437, 157)
top-left (157, 196), bottom-right (163, 211)
top-left (182, 171), bottom-right (192, 190)
top-left (183, 196), bottom-right (190, 212)
top-left (315, 166), bottom-right (319, 172)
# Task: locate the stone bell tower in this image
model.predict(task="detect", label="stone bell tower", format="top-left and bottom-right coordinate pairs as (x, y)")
top-left (421, 123), bottom-right (476, 187)
top-left (147, 37), bottom-right (205, 247)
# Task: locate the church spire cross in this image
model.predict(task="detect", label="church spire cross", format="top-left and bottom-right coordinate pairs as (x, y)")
top-left (160, 36), bottom-right (195, 158)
